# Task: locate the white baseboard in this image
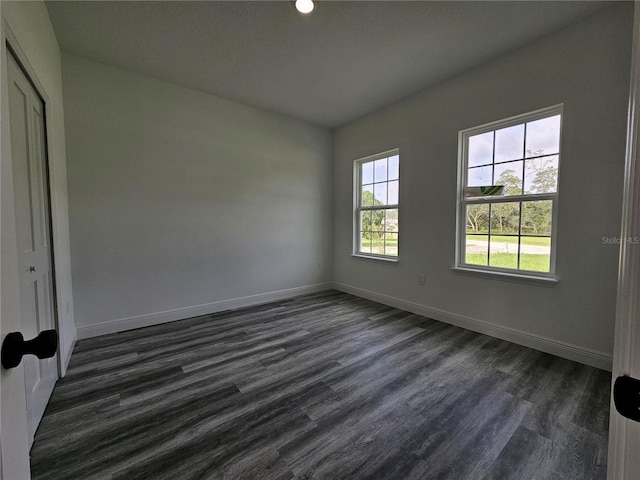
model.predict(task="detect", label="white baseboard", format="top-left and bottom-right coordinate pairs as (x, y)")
top-left (76, 283), bottom-right (333, 340)
top-left (332, 282), bottom-right (613, 371)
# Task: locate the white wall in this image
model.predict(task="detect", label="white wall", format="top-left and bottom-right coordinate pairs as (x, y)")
top-left (332, 3), bottom-right (634, 369)
top-left (62, 54), bottom-right (333, 337)
top-left (1, 1), bottom-right (75, 476)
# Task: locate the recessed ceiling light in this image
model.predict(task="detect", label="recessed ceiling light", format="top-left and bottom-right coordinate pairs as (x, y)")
top-left (295, 0), bottom-right (314, 14)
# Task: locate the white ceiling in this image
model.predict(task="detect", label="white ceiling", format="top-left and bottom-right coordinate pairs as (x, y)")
top-left (46, 1), bottom-right (614, 128)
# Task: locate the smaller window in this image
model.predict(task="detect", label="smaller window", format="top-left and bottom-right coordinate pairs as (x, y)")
top-left (354, 150), bottom-right (399, 259)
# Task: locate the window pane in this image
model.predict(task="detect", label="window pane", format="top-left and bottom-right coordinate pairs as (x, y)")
top-left (521, 200), bottom-right (552, 235)
top-left (490, 202), bottom-right (520, 235)
top-left (526, 115), bottom-right (561, 157)
top-left (360, 211), bottom-right (372, 232)
top-left (361, 184), bottom-right (374, 206)
top-left (524, 156), bottom-right (558, 194)
top-left (374, 159), bottom-right (388, 183)
top-left (494, 161), bottom-right (522, 195)
top-left (362, 161), bottom-right (374, 184)
top-left (371, 232), bottom-right (385, 254)
top-left (466, 204), bottom-right (489, 234)
top-left (468, 132), bottom-right (493, 167)
top-left (489, 238), bottom-right (518, 269)
top-left (468, 165), bottom-right (492, 186)
top-left (520, 236), bottom-right (551, 272)
top-left (388, 180), bottom-right (399, 205)
top-left (388, 155), bottom-right (399, 180)
top-left (359, 231), bottom-right (372, 254)
top-left (374, 183), bottom-right (387, 205)
top-left (371, 209), bottom-right (384, 231)
top-left (385, 209), bottom-right (398, 231)
top-left (495, 124), bottom-right (524, 163)
top-left (385, 232), bottom-right (398, 256)
top-left (465, 234), bottom-right (488, 265)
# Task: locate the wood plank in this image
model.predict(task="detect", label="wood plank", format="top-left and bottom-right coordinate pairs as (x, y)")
top-left (30, 290), bottom-right (610, 479)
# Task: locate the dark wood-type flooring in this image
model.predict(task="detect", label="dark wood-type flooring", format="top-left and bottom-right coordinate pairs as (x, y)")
top-left (30, 290), bottom-right (611, 479)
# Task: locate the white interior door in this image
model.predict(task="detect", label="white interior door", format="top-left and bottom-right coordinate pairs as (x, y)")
top-left (6, 49), bottom-right (59, 447)
top-left (608, 2), bottom-right (640, 478)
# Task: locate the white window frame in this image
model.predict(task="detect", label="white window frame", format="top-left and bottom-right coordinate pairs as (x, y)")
top-left (353, 149), bottom-right (400, 261)
top-left (455, 105), bottom-right (563, 281)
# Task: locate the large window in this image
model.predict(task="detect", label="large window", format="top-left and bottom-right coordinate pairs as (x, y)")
top-left (457, 106), bottom-right (562, 277)
top-left (355, 150), bottom-right (399, 259)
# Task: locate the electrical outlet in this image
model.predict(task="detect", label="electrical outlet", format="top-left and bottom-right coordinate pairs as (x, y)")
top-left (418, 274), bottom-right (426, 285)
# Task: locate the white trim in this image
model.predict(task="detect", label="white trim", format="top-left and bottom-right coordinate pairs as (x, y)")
top-left (351, 253), bottom-right (399, 263)
top-left (333, 282), bottom-right (612, 371)
top-left (59, 333), bottom-right (76, 377)
top-left (76, 283), bottom-right (333, 339)
top-left (4, 25), bottom-right (50, 104)
top-left (608, 2), bottom-right (640, 479)
top-left (459, 104), bottom-right (565, 137)
top-left (464, 192), bottom-right (556, 205)
top-left (451, 266), bottom-right (558, 286)
top-left (353, 148), bottom-right (400, 164)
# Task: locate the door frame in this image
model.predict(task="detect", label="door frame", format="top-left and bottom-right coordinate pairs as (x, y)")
top-left (607, 2), bottom-right (640, 479)
top-left (1, 20), bottom-right (62, 478)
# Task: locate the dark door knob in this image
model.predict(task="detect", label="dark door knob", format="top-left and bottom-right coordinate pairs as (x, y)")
top-left (613, 375), bottom-right (640, 422)
top-left (1, 330), bottom-right (58, 369)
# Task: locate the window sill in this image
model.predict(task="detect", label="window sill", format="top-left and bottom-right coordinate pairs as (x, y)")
top-left (451, 266), bottom-right (558, 286)
top-left (351, 254), bottom-right (399, 264)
